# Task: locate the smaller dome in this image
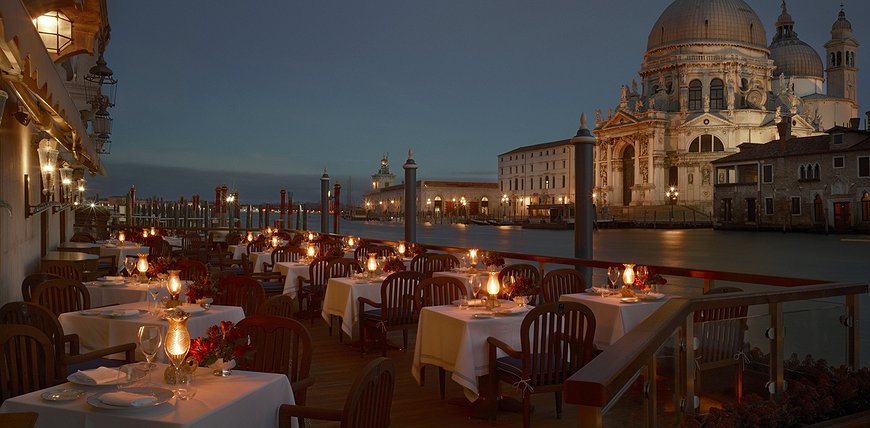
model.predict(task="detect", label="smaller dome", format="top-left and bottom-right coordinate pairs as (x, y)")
top-left (831, 9), bottom-right (853, 39)
top-left (770, 40), bottom-right (824, 78)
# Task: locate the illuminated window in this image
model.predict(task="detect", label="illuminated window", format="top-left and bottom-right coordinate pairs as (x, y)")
top-left (710, 79), bottom-right (724, 110)
top-left (688, 135), bottom-right (724, 152)
top-left (688, 80), bottom-right (702, 110)
top-left (33, 11), bottom-right (72, 54)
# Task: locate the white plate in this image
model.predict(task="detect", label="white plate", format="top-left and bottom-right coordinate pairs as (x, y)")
top-left (177, 305), bottom-right (206, 314)
top-left (79, 309), bottom-right (102, 316)
top-left (67, 367), bottom-right (146, 386)
top-left (620, 297), bottom-right (640, 304)
top-left (102, 309), bottom-right (145, 318)
top-left (472, 313), bottom-right (494, 319)
top-left (42, 388), bottom-right (86, 401)
top-left (492, 307), bottom-right (529, 316)
top-left (99, 276), bottom-right (126, 281)
top-left (639, 293), bottom-right (665, 301)
top-left (87, 387), bottom-right (174, 410)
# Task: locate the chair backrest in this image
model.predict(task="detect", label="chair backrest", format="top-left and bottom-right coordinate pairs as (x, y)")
top-left (379, 271), bottom-right (425, 325)
top-left (0, 302), bottom-right (67, 380)
top-left (236, 315), bottom-right (312, 387)
top-left (247, 240), bottom-right (269, 255)
top-left (353, 244), bottom-right (368, 264)
top-left (182, 233), bottom-right (204, 251)
top-left (21, 273), bottom-right (62, 302)
top-left (366, 244), bottom-right (396, 259)
top-left (415, 253), bottom-right (459, 277)
top-left (694, 287), bottom-right (748, 366)
top-left (259, 294), bottom-right (295, 318)
top-left (31, 279), bottom-right (91, 315)
top-left (342, 357), bottom-right (396, 428)
top-left (414, 276), bottom-right (466, 311)
top-left (498, 263), bottom-right (541, 289)
top-left (272, 246), bottom-right (303, 264)
top-left (175, 259), bottom-right (208, 282)
top-left (0, 324), bottom-right (58, 403)
top-left (327, 258), bottom-right (362, 279)
top-left (307, 257), bottom-right (333, 287)
top-left (70, 232), bottom-right (96, 243)
top-left (148, 238), bottom-right (173, 260)
top-left (541, 269), bottom-right (586, 303)
top-left (226, 232), bottom-right (242, 246)
top-left (214, 275), bottom-right (266, 316)
top-left (518, 302), bottom-right (597, 388)
top-left (39, 260), bottom-right (84, 281)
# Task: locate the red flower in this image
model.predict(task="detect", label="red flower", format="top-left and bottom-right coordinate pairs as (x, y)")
top-left (189, 321), bottom-right (254, 367)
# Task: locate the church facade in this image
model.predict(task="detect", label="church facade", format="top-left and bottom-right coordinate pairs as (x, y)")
top-left (592, 0), bottom-right (860, 213)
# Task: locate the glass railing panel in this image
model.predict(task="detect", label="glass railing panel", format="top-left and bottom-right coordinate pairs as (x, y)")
top-left (782, 299), bottom-right (848, 367)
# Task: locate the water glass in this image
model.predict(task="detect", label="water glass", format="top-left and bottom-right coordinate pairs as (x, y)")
top-left (137, 325), bottom-right (162, 377)
top-left (175, 370), bottom-right (197, 400)
top-left (458, 296), bottom-right (469, 310)
top-left (147, 281), bottom-right (162, 313)
top-left (470, 275), bottom-right (482, 299)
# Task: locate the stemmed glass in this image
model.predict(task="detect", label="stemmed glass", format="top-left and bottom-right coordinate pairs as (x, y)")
top-left (636, 266), bottom-right (650, 294)
top-left (147, 280), bottom-right (163, 314)
top-left (137, 326), bottom-right (162, 382)
top-left (124, 258), bottom-right (136, 277)
top-left (470, 274), bottom-right (482, 301)
top-left (606, 266), bottom-right (622, 296)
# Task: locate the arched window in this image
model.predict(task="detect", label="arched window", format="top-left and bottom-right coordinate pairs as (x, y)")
top-left (480, 197), bottom-right (489, 215)
top-left (837, 51), bottom-right (842, 66)
top-left (434, 196), bottom-right (443, 213)
top-left (799, 165), bottom-right (806, 180)
top-left (688, 80), bottom-right (702, 110)
top-left (830, 52), bottom-right (836, 66)
top-left (688, 135), bottom-right (724, 153)
top-left (710, 79), bottom-right (725, 110)
top-left (813, 164), bottom-right (820, 180)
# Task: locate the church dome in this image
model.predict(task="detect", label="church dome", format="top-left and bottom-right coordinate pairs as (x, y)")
top-left (647, 0), bottom-right (768, 51)
top-left (769, 41), bottom-right (823, 78)
top-left (831, 9), bottom-right (853, 39)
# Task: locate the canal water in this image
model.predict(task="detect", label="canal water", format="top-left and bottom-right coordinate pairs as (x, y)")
top-left (330, 219), bottom-right (870, 366)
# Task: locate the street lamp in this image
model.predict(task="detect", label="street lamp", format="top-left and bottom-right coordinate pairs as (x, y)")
top-left (501, 194), bottom-right (508, 220)
top-left (665, 185), bottom-right (679, 222)
top-left (426, 198), bottom-right (432, 221)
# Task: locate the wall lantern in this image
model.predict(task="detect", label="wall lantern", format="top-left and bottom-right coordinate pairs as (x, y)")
top-left (33, 11), bottom-right (72, 54)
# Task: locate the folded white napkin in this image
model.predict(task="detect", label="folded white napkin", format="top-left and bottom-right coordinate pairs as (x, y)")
top-left (498, 306), bottom-right (528, 314)
top-left (75, 367), bottom-right (121, 385)
top-left (102, 276), bottom-right (125, 281)
top-left (111, 309), bottom-right (140, 317)
top-left (100, 391), bottom-right (157, 407)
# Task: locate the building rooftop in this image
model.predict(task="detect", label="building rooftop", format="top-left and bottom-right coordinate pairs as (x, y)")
top-left (498, 139), bottom-right (571, 157)
top-left (711, 126), bottom-right (870, 164)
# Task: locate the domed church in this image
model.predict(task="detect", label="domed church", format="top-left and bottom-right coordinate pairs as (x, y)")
top-left (593, 0), bottom-right (860, 211)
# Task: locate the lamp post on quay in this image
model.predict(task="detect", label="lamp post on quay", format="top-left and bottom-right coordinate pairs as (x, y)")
top-left (501, 194), bottom-right (508, 221)
top-left (666, 185), bottom-right (679, 222)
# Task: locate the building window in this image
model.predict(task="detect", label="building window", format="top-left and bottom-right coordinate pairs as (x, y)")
top-left (688, 79), bottom-right (702, 110)
top-left (746, 198), bottom-right (757, 222)
top-left (710, 78), bottom-right (725, 110)
top-left (562, 175), bottom-right (565, 188)
top-left (562, 160), bottom-right (566, 168)
top-left (764, 197), bottom-right (774, 215)
top-left (863, 192), bottom-right (870, 221)
top-left (833, 134), bottom-right (844, 144)
top-left (762, 164), bottom-right (773, 183)
top-left (791, 196), bottom-right (801, 215)
top-left (481, 197), bottom-right (489, 215)
top-left (833, 156), bottom-right (845, 168)
top-left (530, 178), bottom-right (533, 189)
top-left (514, 178), bottom-right (518, 190)
top-left (669, 166), bottom-right (678, 185)
top-left (688, 134), bottom-right (724, 152)
top-left (859, 157), bottom-right (870, 177)
top-left (530, 164), bottom-right (534, 172)
top-left (814, 194), bottom-right (824, 223)
top-left (539, 177), bottom-right (542, 189)
top-left (722, 198), bottom-right (732, 222)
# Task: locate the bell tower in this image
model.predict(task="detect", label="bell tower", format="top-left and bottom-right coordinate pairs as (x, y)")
top-left (824, 5), bottom-right (859, 103)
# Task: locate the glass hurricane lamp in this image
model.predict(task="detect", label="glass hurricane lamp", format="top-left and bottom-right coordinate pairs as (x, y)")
top-left (367, 253), bottom-right (379, 279)
top-left (137, 253), bottom-right (149, 283)
top-left (485, 271), bottom-right (502, 310)
top-left (166, 270), bottom-right (183, 308)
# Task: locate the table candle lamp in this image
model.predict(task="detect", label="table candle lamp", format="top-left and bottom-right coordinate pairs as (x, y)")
top-left (150, 227), bottom-right (156, 236)
top-left (306, 243), bottom-right (317, 259)
top-left (118, 231), bottom-right (125, 245)
top-left (266, 227), bottom-right (272, 236)
top-left (166, 269), bottom-right (183, 308)
top-left (247, 231), bottom-right (253, 243)
top-left (469, 248), bottom-right (478, 272)
top-left (163, 308), bottom-right (191, 389)
top-left (347, 236), bottom-right (355, 247)
top-left (485, 271), bottom-right (502, 310)
top-left (137, 253), bottom-right (150, 283)
top-left (307, 232), bottom-right (315, 241)
top-left (367, 253), bottom-right (378, 279)
top-left (142, 229), bottom-right (148, 239)
top-left (397, 242), bottom-right (406, 257)
top-left (621, 263), bottom-right (636, 297)
top-left (271, 236), bottom-right (279, 249)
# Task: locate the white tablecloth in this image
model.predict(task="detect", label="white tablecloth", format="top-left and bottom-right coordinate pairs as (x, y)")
top-left (560, 292), bottom-right (667, 349)
top-left (273, 262), bottom-right (309, 297)
top-left (412, 304), bottom-right (523, 401)
top-left (85, 279), bottom-right (187, 307)
top-left (100, 245), bottom-right (150, 272)
top-left (321, 276), bottom-right (385, 339)
top-left (228, 244), bottom-right (245, 260)
top-left (0, 364), bottom-right (297, 428)
top-left (59, 302), bottom-right (245, 362)
top-left (248, 251), bottom-right (273, 273)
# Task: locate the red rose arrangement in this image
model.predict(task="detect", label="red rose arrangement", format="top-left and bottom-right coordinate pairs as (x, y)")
top-left (636, 267), bottom-right (667, 291)
top-left (189, 321), bottom-right (254, 367)
top-left (407, 243), bottom-right (427, 257)
top-left (382, 257), bottom-right (406, 273)
top-left (501, 275), bottom-right (539, 299)
top-left (147, 256), bottom-right (175, 279)
top-left (185, 274), bottom-right (219, 302)
top-left (481, 252), bottom-right (505, 269)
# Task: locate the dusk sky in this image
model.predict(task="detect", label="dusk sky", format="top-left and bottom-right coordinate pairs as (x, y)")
top-left (90, 0), bottom-right (870, 203)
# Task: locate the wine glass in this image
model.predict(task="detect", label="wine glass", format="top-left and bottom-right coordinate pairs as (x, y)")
top-left (470, 274), bottom-right (482, 300)
top-left (147, 280), bottom-right (163, 314)
top-left (607, 266), bottom-right (622, 295)
top-left (636, 266), bottom-right (650, 293)
top-left (137, 326), bottom-right (162, 381)
top-left (124, 257), bottom-right (136, 277)
top-left (502, 275), bottom-right (515, 300)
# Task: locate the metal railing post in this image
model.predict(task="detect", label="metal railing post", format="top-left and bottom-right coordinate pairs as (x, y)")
top-left (846, 294), bottom-right (860, 370)
top-left (769, 302), bottom-right (785, 400)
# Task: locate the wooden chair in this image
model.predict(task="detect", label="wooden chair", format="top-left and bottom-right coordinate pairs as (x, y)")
top-left (694, 286), bottom-right (748, 402)
top-left (366, 244), bottom-right (396, 259)
top-left (297, 257), bottom-right (333, 325)
top-left (488, 301), bottom-right (597, 428)
top-left (31, 279), bottom-right (91, 316)
top-left (180, 232), bottom-right (208, 261)
top-left (278, 357), bottom-right (396, 428)
top-left (21, 273), bottom-right (62, 302)
top-left (263, 246), bottom-right (304, 272)
top-left (359, 271), bottom-right (425, 356)
top-left (541, 269), bottom-right (586, 303)
top-left (39, 260), bottom-right (84, 282)
top-left (259, 294), bottom-right (296, 318)
top-left (499, 263), bottom-right (541, 300)
top-left (0, 325), bottom-right (59, 403)
top-left (225, 232), bottom-right (242, 246)
top-left (0, 412), bottom-right (38, 428)
top-left (214, 275), bottom-right (266, 316)
top-left (148, 238), bottom-right (173, 261)
top-left (70, 232), bottom-right (96, 243)
top-left (410, 253), bottom-right (458, 277)
top-left (175, 259), bottom-right (209, 282)
top-left (236, 315), bottom-right (314, 405)
top-left (414, 276), bottom-right (466, 399)
top-left (0, 302), bottom-right (136, 380)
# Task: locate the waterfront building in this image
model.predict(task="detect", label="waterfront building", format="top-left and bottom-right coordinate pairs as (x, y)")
top-left (499, 0), bottom-right (861, 218)
top-left (362, 156), bottom-right (499, 222)
top-left (712, 121), bottom-right (870, 232)
top-left (0, 1), bottom-right (114, 302)
top-left (498, 139), bottom-right (575, 221)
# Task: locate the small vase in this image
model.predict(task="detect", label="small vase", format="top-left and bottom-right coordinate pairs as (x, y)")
top-left (210, 358), bottom-right (236, 376)
top-left (619, 285), bottom-right (636, 298)
top-left (513, 295), bottom-right (530, 308)
top-left (196, 297), bottom-right (213, 309)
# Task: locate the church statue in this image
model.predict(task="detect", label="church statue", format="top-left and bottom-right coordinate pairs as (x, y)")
top-left (635, 99), bottom-right (643, 112)
top-left (703, 95), bottom-right (710, 112)
top-left (620, 85), bottom-right (628, 101)
top-left (648, 98), bottom-right (655, 110)
top-left (631, 79), bottom-right (638, 95)
top-left (595, 109), bottom-right (602, 124)
top-left (775, 106), bottom-right (782, 122)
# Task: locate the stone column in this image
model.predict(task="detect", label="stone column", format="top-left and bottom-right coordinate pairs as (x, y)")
top-left (570, 114), bottom-right (596, 285)
top-left (320, 169), bottom-right (330, 233)
top-left (403, 151), bottom-right (418, 243)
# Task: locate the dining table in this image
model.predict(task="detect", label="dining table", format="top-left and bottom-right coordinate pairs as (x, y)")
top-left (99, 242), bottom-right (150, 273)
top-left (0, 364), bottom-right (298, 428)
top-left (272, 261), bottom-right (310, 298)
top-left (559, 291), bottom-right (669, 349)
top-left (59, 301), bottom-right (245, 362)
top-left (84, 278), bottom-right (190, 308)
top-left (321, 275), bottom-right (387, 339)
